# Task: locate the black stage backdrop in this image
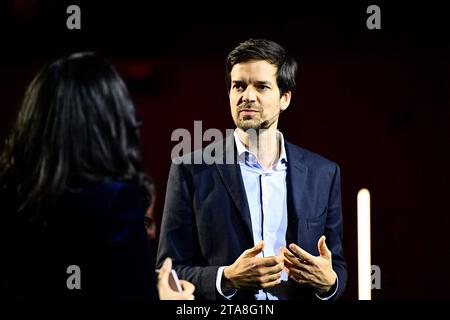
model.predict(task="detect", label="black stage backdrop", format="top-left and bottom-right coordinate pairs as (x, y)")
top-left (0, 1), bottom-right (449, 303)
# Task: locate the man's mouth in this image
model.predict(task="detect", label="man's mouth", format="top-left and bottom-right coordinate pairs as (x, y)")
top-left (239, 109), bottom-right (259, 116)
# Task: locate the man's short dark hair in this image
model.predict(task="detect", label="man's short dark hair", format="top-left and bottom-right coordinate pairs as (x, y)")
top-left (225, 39), bottom-right (297, 96)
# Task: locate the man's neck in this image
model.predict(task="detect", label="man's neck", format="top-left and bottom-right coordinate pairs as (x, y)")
top-left (237, 127), bottom-right (280, 170)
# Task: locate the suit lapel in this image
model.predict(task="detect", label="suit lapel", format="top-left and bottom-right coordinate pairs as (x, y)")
top-left (214, 134), bottom-right (253, 239)
top-left (285, 140), bottom-right (308, 244)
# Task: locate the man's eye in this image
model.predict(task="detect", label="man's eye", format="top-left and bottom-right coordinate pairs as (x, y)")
top-left (233, 84), bottom-right (244, 91)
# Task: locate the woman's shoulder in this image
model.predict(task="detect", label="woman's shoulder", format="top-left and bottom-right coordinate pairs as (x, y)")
top-left (69, 180), bottom-right (142, 201)
top-left (72, 180), bottom-right (138, 193)
top-left (62, 181), bottom-right (147, 218)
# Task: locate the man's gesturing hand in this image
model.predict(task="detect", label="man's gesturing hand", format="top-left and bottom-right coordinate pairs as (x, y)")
top-left (282, 236), bottom-right (337, 294)
top-left (222, 241), bottom-right (284, 291)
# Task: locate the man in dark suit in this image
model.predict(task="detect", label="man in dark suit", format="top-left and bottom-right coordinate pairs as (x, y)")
top-left (157, 39), bottom-right (347, 300)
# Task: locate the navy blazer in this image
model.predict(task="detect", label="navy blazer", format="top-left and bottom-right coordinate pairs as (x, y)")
top-left (157, 134), bottom-right (347, 300)
top-left (0, 181), bottom-right (157, 300)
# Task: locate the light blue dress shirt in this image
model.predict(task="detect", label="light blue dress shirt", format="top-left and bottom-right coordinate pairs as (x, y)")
top-left (235, 130), bottom-right (289, 300)
top-left (216, 130), bottom-right (288, 300)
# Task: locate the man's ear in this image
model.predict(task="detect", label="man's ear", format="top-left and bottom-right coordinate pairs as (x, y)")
top-left (280, 91), bottom-right (292, 112)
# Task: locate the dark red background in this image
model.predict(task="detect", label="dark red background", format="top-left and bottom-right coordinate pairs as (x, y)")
top-left (1, 1), bottom-right (449, 300)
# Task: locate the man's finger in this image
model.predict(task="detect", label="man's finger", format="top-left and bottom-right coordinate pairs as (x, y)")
top-left (281, 246), bottom-right (296, 259)
top-left (287, 267), bottom-right (312, 283)
top-left (242, 240), bottom-right (265, 257)
top-left (260, 261), bottom-right (285, 276)
top-left (284, 253), bottom-right (313, 273)
top-left (260, 271), bottom-right (282, 284)
top-left (260, 278), bottom-right (282, 289)
top-left (282, 246), bottom-right (312, 267)
top-left (289, 243), bottom-right (315, 264)
top-left (318, 236), bottom-right (331, 259)
top-left (277, 247), bottom-right (284, 256)
top-left (259, 255), bottom-right (283, 267)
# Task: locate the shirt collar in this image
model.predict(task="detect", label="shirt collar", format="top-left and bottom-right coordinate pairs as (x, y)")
top-left (233, 129), bottom-right (287, 169)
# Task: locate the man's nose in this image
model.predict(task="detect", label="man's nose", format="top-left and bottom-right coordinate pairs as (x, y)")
top-left (243, 86), bottom-right (256, 103)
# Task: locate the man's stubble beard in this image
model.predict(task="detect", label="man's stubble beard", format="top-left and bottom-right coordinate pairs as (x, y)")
top-left (235, 112), bottom-right (279, 132)
top-left (236, 116), bottom-right (263, 131)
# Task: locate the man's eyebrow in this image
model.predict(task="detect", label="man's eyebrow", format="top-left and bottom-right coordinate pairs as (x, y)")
top-left (253, 80), bottom-right (272, 86)
top-left (231, 80), bottom-right (272, 85)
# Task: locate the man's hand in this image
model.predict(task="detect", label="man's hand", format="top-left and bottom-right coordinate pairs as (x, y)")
top-left (282, 236), bottom-right (337, 294)
top-left (222, 241), bottom-right (284, 291)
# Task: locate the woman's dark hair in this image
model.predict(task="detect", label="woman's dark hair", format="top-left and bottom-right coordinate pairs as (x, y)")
top-left (225, 38), bottom-right (298, 96)
top-left (0, 52), bottom-right (152, 217)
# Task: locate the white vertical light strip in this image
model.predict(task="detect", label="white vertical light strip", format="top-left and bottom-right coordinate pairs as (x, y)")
top-left (357, 188), bottom-right (371, 300)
